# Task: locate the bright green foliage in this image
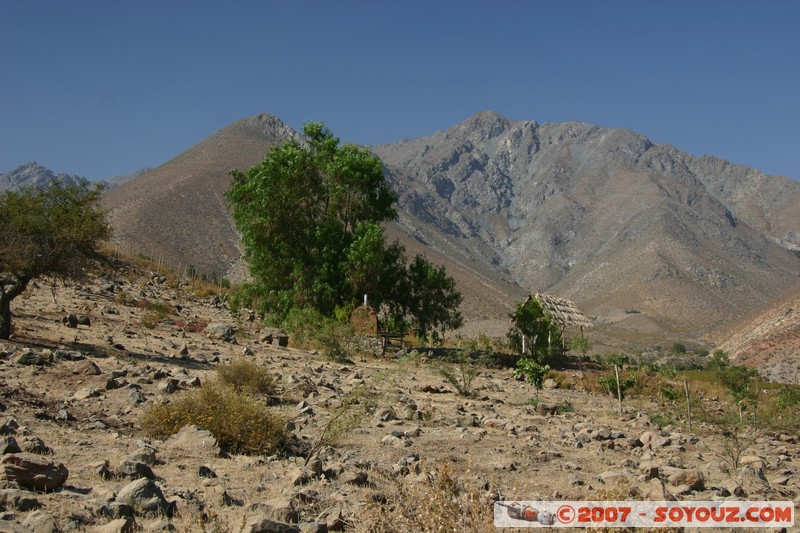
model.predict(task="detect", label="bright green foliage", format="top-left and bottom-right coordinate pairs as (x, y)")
top-left (599, 372), bottom-right (637, 399)
top-left (226, 122), bottom-right (462, 337)
top-left (568, 335), bottom-right (591, 358)
top-left (507, 298), bottom-right (562, 363)
top-left (513, 359), bottom-right (551, 397)
top-left (0, 180), bottom-right (110, 339)
top-left (226, 122), bottom-right (396, 317)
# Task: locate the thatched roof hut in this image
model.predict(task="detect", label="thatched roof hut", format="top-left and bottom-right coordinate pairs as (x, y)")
top-left (524, 293), bottom-right (593, 330)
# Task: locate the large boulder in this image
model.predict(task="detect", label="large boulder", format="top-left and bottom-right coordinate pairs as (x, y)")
top-left (0, 453), bottom-right (68, 491)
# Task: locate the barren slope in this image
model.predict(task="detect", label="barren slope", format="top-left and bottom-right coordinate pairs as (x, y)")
top-left (102, 114), bottom-right (297, 279)
top-left (709, 285), bottom-right (800, 383)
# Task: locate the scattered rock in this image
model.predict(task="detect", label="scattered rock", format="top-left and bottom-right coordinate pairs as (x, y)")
top-left (115, 478), bottom-right (172, 516)
top-left (340, 470), bottom-right (368, 486)
top-left (13, 350), bottom-right (49, 366)
top-left (116, 458), bottom-right (155, 480)
top-left (204, 323), bottom-right (236, 343)
top-left (73, 388), bottom-right (102, 400)
top-left (663, 466), bottom-right (704, 491)
top-left (0, 418), bottom-right (19, 435)
top-left (127, 446), bottom-right (158, 466)
top-left (260, 496), bottom-right (299, 523)
top-left (164, 425), bottom-right (221, 457)
top-left (22, 510), bottom-right (57, 533)
top-left (20, 437), bottom-right (51, 455)
top-left (0, 488), bottom-right (42, 511)
top-left (244, 516), bottom-right (301, 533)
top-left (74, 360), bottom-right (102, 375)
top-left (93, 517), bottom-right (136, 533)
top-left (198, 465), bottom-right (216, 478)
top-left (543, 378), bottom-right (559, 389)
top-left (0, 520), bottom-right (30, 533)
top-left (0, 437), bottom-right (21, 455)
top-left (0, 453), bottom-right (69, 491)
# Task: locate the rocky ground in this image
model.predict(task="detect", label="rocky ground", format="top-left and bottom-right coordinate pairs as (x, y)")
top-left (0, 263), bottom-right (798, 532)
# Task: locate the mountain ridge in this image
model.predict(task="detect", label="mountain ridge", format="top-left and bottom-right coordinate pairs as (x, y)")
top-left (14, 111), bottom-right (800, 342)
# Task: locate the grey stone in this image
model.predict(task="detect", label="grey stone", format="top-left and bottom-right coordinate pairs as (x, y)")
top-left (74, 360), bottom-right (102, 375)
top-left (116, 458), bottom-right (155, 480)
top-left (93, 517), bottom-right (136, 533)
top-left (96, 502), bottom-right (135, 519)
top-left (204, 323), bottom-right (236, 342)
top-left (244, 516), bottom-right (301, 533)
top-left (115, 478), bottom-right (171, 516)
top-left (22, 510), bottom-right (57, 533)
top-left (164, 425), bottom-right (220, 457)
top-left (127, 446), bottom-right (158, 466)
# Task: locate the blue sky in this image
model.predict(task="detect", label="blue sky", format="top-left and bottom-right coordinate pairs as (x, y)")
top-left (2, 1), bottom-right (799, 181)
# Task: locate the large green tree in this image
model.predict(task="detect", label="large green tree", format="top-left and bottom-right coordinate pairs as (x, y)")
top-left (0, 180), bottom-right (110, 339)
top-left (226, 122), bottom-right (462, 337)
top-left (226, 122), bottom-right (397, 316)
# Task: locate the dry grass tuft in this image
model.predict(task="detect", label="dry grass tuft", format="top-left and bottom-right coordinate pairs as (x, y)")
top-left (355, 462), bottom-right (495, 533)
top-left (216, 358), bottom-right (277, 397)
top-left (140, 381), bottom-right (288, 455)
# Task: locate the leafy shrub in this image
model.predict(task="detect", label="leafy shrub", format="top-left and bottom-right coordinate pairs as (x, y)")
top-left (140, 382), bottom-right (288, 455)
top-left (513, 359), bottom-right (550, 397)
top-left (599, 373), bottom-right (637, 399)
top-left (216, 359), bottom-right (277, 397)
top-left (777, 386), bottom-right (800, 410)
top-left (660, 385), bottom-right (679, 403)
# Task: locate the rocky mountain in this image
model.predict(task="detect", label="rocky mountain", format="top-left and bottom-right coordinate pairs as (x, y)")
top-left (0, 162), bottom-right (147, 192)
top-left (102, 111), bottom-right (800, 339)
top-left (0, 162), bottom-right (89, 192)
top-left (373, 111), bottom-right (800, 334)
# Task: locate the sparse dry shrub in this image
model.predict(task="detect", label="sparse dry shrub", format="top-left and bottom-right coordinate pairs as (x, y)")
top-left (139, 311), bottom-right (161, 329)
top-left (216, 358), bottom-right (277, 397)
top-left (544, 369), bottom-right (573, 390)
top-left (140, 381), bottom-right (288, 455)
top-left (355, 462), bottom-right (495, 533)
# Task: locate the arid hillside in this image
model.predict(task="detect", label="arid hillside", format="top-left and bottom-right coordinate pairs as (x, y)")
top-left (0, 262), bottom-right (797, 532)
top-left (709, 285), bottom-right (800, 384)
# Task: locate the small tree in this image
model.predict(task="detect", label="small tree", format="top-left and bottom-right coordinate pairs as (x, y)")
top-left (0, 181), bottom-right (110, 339)
top-left (507, 297), bottom-right (561, 364)
top-left (513, 359), bottom-right (550, 398)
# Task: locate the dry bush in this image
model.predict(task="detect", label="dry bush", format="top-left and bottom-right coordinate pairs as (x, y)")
top-left (544, 369), bottom-right (573, 389)
top-left (216, 358), bottom-right (277, 397)
top-left (140, 381), bottom-right (288, 455)
top-left (355, 462), bottom-right (495, 533)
